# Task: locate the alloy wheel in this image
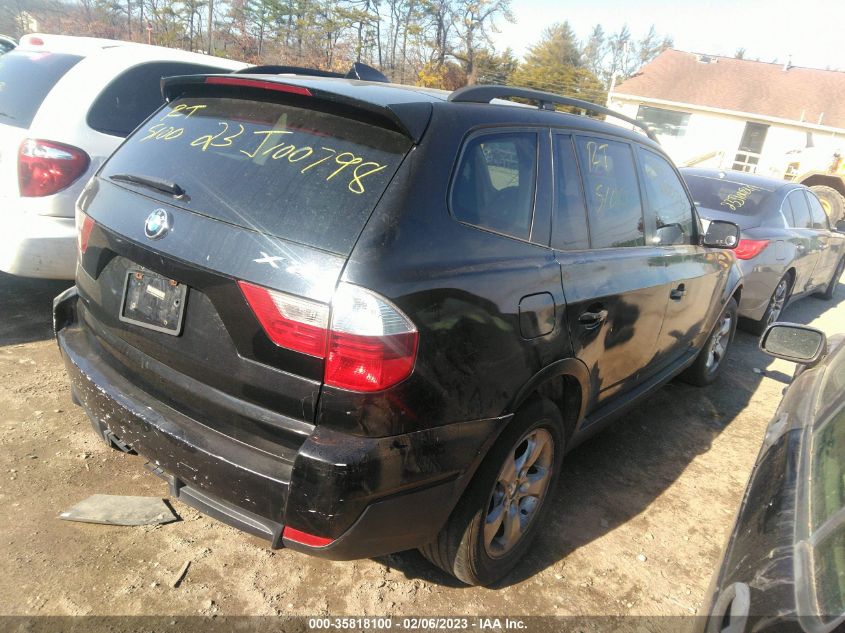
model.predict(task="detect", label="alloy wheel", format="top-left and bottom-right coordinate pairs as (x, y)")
top-left (483, 428), bottom-right (554, 558)
top-left (766, 278), bottom-right (789, 327)
top-left (705, 311), bottom-right (733, 372)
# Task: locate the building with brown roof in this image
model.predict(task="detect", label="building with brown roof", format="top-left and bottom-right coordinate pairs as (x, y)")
top-left (607, 49), bottom-right (845, 179)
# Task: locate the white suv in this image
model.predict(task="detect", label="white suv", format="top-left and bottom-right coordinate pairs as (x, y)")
top-left (0, 34), bottom-right (245, 279)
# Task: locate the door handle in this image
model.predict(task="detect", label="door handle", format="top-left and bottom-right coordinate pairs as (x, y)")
top-left (670, 284), bottom-right (686, 301)
top-left (579, 309), bottom-right (608, 330)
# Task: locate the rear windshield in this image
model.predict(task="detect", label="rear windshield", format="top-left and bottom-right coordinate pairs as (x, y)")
top-left (0, 51), bottom-right (82, 128)
top-left (684, 174), bottom-right (775, 215)
top-left (101, 97), bottom-right (411, 254)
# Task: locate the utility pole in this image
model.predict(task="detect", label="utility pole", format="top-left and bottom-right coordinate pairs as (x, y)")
top-left (207, 0), bottom-right (213, 54)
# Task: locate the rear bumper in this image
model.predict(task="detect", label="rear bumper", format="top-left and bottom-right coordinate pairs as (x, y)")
top-left (55, 287), bottom-right (503, 559)
top-left (0, 212), bottom-right (76, 279)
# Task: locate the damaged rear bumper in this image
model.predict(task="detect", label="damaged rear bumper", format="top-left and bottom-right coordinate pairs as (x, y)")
top-left (54, 286), bottom-right (505, 559)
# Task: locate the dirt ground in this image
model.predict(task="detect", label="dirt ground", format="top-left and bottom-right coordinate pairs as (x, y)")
top-left (0, 270), bottom-right (843, 626)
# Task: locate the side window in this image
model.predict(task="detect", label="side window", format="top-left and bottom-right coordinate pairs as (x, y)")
top-left (810, 405), bottom-right (845, 622)
top-left (808, 192), bottom-right (831, 230)
top-left (574, 137), bottom-right (645, 248)
top-left (788, 190), bottom-right (813, 229)
top-left (638, 148), bottom-right (695, 245)
top-left (451, 132), bottom-right (537, 240)
top-left (551, 135), bottom-right (589, 250)
top-left (87, 62), bottom-right (231, 137)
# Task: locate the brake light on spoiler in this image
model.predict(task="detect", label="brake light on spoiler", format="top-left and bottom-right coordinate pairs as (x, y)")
top-left (239, 281), bottom-right (418, 392)
top-left (204, 76), bottom-right (313, 97)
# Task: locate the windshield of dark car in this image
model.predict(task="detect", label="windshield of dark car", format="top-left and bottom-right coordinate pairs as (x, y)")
top-left (0, 50), bottom-right (82, 128)
top-left (683, 174), bottom-right (776, 215)
top-left (100, 96), bottom-right (412, 255)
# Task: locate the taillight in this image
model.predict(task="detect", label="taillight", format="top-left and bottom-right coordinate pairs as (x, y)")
top-left (204, 76), bottom-right (312, 96)
top-left (19, 139), bottom-right (90, 197)
top-left (733, 238), bottom-right (770, 260)
top-left (77, 211), bottom-right (95, 254)
top-left (325, 283), bottom-right (418, 392)
top-left (239, 281), bottom-right (418, 391)
top-left (238, 281), bottom-right (329, 357)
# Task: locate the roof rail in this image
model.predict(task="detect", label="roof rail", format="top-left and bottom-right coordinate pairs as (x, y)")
top-left (235, 61), bottom-right (389, 84)
top-left (448, 85), bottom-right (658, 143)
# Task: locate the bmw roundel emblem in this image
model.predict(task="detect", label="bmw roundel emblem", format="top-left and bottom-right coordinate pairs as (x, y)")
top-left (144, 209), bottom-right (170, 240)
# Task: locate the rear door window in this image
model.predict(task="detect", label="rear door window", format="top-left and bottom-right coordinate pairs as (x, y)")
top-left (808, 192), bottom-right (831, 230)
top-left (551, 134), bottom-right (589, 250)
top-left (100, 97), bottom-right (412, 255)
top-left (810, 403), bottom-right (845, 623)
top-left (788, 190), bottom-right (813, 229)
top-left (638, 148), bottom-right (695, 245)
top-left (575, 136), bottom-right (645, 248)
top-left (451, 131), bottom-right (538, 241)
top-left (87, 62), bottom-right (235, 137)
top-left (0, 50), bottom-right (82, 128)
top-left (812, 406), bottom-right (845, 530)
top-left (814, 526), bottom-right (845, 621)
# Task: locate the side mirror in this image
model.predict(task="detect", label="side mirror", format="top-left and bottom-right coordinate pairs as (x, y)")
top-left (703, 220), bottom-right (740, 249)
top-left (835, 219), bottom-right (845, 233)
top-left (655, 223), bottom-right (685, 245)
top-left (760, 323), bottom-right (827, 366)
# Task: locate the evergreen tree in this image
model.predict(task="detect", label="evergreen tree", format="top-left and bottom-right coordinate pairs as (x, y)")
top-left (509, 22), bottom-right (605, 103)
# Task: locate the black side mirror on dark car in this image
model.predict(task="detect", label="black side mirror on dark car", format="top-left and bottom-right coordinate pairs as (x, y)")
top-left (702, 220), bottom-right (740, 249)
top-left (760, 323), bottom-right (828, 366)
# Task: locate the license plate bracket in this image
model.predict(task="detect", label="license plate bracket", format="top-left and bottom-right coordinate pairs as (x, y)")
top-left (119, 269), bottom-right (187, 336)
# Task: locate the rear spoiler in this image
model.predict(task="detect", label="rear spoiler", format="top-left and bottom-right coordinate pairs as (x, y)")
top-left (160, 74), bottom-right (432, 143)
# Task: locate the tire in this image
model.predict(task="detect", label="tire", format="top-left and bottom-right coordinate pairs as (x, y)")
top-left (682, 297), bottom-right (738, 387)
top-left (419, 397), bottom-right (564, 586)
top-left (745, 274), bottom-right (792, 335)
top-left (809, 185), bottom-right (845, 226)
top-left (817, 256), bottom-right (845, 301)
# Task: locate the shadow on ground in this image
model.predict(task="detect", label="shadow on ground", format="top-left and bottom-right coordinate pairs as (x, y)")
top-left (385, 279), bottom-right (845, 588)
top-left (0, 272), bottom-right (73, 346)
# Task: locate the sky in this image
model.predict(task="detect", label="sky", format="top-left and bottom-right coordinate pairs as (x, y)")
top-left (492, 0), bottom-right (845, 71)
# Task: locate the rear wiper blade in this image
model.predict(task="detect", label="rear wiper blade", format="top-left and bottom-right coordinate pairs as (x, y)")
top-left (110, 173), bottom-right (186, 197)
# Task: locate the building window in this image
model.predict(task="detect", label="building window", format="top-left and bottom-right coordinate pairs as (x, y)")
top-left (636, 105), bottom-right (690, 138)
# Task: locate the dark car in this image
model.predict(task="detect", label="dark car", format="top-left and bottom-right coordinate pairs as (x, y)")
top-left (700, 323), bottom-right (845, 633)
top-left (0, 36), bottom-right (15, 55)
top-left (53, 75), bottom-right (742, 585)
top-left (682, 168), bottom-right (845, 334)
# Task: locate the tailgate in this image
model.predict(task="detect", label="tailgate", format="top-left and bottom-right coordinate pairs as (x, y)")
top-left (75, 89), bottom-right (413, 446)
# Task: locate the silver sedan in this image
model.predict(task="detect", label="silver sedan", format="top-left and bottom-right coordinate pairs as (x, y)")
top-left (682, 168), bottom-right (845, 334)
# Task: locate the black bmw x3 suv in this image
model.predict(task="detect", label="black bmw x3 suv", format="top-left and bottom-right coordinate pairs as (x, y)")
top-left (54, 70), bottom-right (743, 585)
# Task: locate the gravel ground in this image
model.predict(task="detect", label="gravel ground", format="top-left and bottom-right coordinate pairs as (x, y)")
top-left (0, 270), bottom-right (843, 628)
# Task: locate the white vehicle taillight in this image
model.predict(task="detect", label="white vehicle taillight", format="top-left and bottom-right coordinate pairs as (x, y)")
top-left (19, 139), bottom-right (90, 197)
top-left (239, 280), bottom-right (418, 392)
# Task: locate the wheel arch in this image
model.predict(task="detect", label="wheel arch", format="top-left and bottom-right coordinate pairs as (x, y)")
top-left (784, 266), bottom-right (797, 287)
top-left (507, 357), bottom-right (591, 447)
top-left (798, 173), bottom-right (845, 197)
